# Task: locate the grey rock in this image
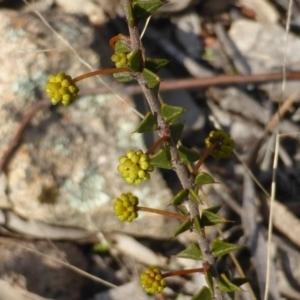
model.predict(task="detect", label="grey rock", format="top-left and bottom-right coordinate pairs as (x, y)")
top-left (0, 10), bottom-right (177, 239)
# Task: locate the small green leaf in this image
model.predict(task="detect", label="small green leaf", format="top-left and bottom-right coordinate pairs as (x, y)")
top-left (135, 112), bottom-right (157, 133)
top-left (177, 205), bottom-right (188, 215)
top-left (205, 205), bottom-right (223, 214)
top-left (200, 210), bottom-right (230, 227)
top-left (193, 215), bottom-right (203, 236)
top-left (114, 40), bottom-right (131, 54)
top-left (176, 243), bottom-right (202, 260)
top-left (218, 273), bottom-right (242, 293)
top-left (161, 103), bottom-right (185, 123)
top-left (189, 188), bottom-right (203, 204)
top-left (205, 270), bottom-right (214, 295)
top-left (169, 123), bottom-right (184, 144)
top-left (178, 145), bottom-right (201, 164)
top-left (195, 172), bottom-right (215, 185)
top-left (211, 239), bottom-right (242, 258)
top-left (172, 189), bottom-right (189, 205)
top-left (191, 286), bottom-right (212, 300)
top-left (128, 49), bottom-right (142, 72)
top-left (231, 277), bottom-right (250, 287)
top-left (171, 219), bottom-right (192, 238)
top-left (150, 149), bottom-right (171, 169)
top-left (113, 72), bottom-right (133, 83)
top-left (145, 58), bottom-right (169, 73)
top-left (133, 0), bottom-right (164, 20)
top-left (142, 68), bottom-right (161, 89)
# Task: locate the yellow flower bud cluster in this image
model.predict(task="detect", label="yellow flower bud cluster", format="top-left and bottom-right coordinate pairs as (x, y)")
top-left (117, 150), bottom-right (154, 185)
top-left (111, 53), bottom-right (131, 68)
top-left (140, 266), bottom-right (166, 294)
top-left (45, 71), bottom-right (79, 106)
top-left (113, 193), bottom-right (139, 222)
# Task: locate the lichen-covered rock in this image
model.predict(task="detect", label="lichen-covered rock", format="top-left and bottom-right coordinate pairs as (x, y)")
top-left (0, 10), bottom-right (176, 240)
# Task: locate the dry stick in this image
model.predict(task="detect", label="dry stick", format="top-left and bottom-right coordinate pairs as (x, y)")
top-left (247, 92), bottom-right (299, 167)
top-left (264, 91), bottom-right (299, 133)
top-left (120, 1), bottom-right (222, 299)
top-left (0, 99), bottom-right (50, 174)
top-left (80, 71), bottom-right (300, 96)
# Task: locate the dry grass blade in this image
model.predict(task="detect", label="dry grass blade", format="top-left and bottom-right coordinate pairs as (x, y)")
top-left (242, 172), bottom-right (280, 299)
top-left (265, 0), bottom-right (294, 299)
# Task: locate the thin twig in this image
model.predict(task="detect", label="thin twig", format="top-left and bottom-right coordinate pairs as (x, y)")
top-left (79, 70), bottom-right (300, 96)
top-left (0, 100), bottom-right (50, 174)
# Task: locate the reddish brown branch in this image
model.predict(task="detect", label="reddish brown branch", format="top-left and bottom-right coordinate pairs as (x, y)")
top-left (72, 67), bottom-right (130, 83)
top-left (79, 70), bottom-right (300, 96)
top-left (192, 143), bottom-right (217, 176)
top-left (162, 266), bottom-right (209, 278)
top-left (137, 206), bottom-right (188, 221)
top-left (109, 34), bottom-right (130, 49)
top-left (0, 100), bottom-right (50, 173)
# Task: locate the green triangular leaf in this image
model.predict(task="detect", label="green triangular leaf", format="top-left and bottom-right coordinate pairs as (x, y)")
top-left (218, 273), bottom-right (242, 293)
top-left (169, 123), bottom-right (184, 144)
top-left (133, 0), bottom-right (164, 20)
top-left (211, 239), bottom-right (241, 258)
top-left (189, 188), bottom-right (203, 204)
top-left (128, 49), bottom-right (142, 72)
top-left (205, 270), bottom-right (214, 295)
top-left (172, 189), bottom-right (189, 205)
top-left (191, 286), bottom-right (212, 300)
top-left (142, 68), bottom-right (161, 89)
top-left (145, 58), bottom-right (169, 73)
top-left (114, 40), bottom-right (131, 54)
top-left (177, 205), bottom-right (188, 215)
top-left (135, 112), bottom-right (157, 133)
top-left (195, 172), bottom-right (215, 185)
top-left (178, 145), bottom-right (201, 164)
top-left (200, 210), bottom-right (230, 227)
top-left (176, 243), bottom-right (202, 260)
top-left (231, 277), bottom-right (250, 287)
top-left (150, 149), bottom-right (171, 169)
top-left (171, 219), bottom-right (192, 238)
top-left (113, 72), bottom-right (133, 83)
top-left (161, 103), bottom-right (185, 123)
top-left (193, 215), bottom-right (203, 236)
top-left (205, 205), bottom-right (223, 214)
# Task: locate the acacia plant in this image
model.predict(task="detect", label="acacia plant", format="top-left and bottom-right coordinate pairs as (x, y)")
top-left (45, 1), bottom-right (248, 299)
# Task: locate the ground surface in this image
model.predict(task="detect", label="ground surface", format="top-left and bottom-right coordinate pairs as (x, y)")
top-left (0, 1), bottom-right (300, 300)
